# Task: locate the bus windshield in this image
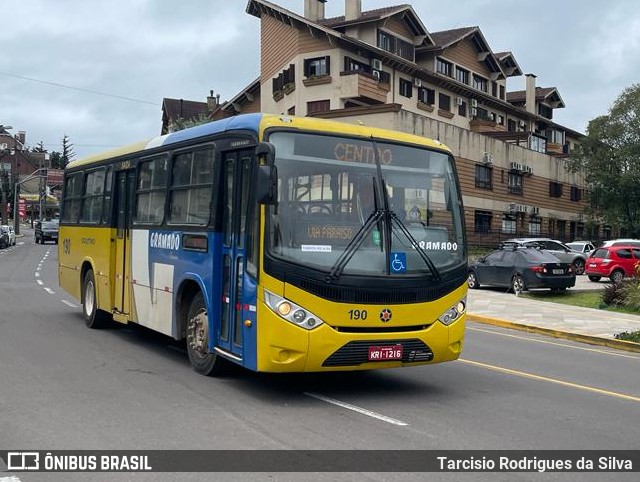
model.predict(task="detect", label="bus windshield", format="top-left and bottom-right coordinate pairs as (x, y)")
top-left (266, 132), bottom-right (465, 277)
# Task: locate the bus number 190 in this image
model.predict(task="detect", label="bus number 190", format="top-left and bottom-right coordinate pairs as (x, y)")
top-left (348, 309), bottom-right (368, 321)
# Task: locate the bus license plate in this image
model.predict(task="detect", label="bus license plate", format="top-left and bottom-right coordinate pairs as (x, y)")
top-left (368, 345), bottom-right (403, 361)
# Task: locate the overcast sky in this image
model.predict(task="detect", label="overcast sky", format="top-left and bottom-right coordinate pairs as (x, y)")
top-left (1, 0), bottom-right (639, 160)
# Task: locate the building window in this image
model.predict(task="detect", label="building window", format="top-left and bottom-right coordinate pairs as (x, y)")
top-left (307, 99), bottom-right (330, 115)
top-left (377, 30), bottom-right (414, 61)
top-left (546, 128), bottom-right (564, 144)
top-left (508, 173), bottom-right (523, 195)
top-left (458, 101), bottom-right (467, 117)
top-left (570, 186), bottom-right (582, 201)
top-left (529, 217), bottom-right (541, 235)
top-left (557, 220), bottom-right (566, 239)
top-left (455, 67), bottom-right (469, 84)
top-left (529, 135), bottom-right (546, 153)
top-left (475, 164), bottom-right (492, 189)
top-left (539, 104), bottom-right (553, 119)
top-left (499, 85), bottom-right (505, 100)
top-left (473, 74), bottom-right (488, 92)
top-left (507, 119), bottom-right (517, 132)
top-left (474, 211), bottom-right (492, 233)
top-left (496, 115), bottom-right (504, 125)
top-left (436, 58), bottom-right (452, 77)
top-left (502, 214), bottom-right (516, 234)
top-left (272, 63), bottom-right (295, 95)
top-left (344, 56), bottom-right (369, 73)
top-left (399, 78), bottom-right (412, 98)
top-left (287, 106), bottom-right (296, 115)
top-left (418, 87), bottom-right (435, 105)
top-left (439, 93), bottom-right (451, 111)
top-left (549, 181), bottom-right (563, 198)
top-left (492, 82), bottom-right (498, 97)
top-left (304, 56), bottom-right (330, 77)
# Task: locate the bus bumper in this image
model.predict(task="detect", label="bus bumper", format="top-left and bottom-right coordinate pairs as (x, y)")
top-left (256, 304), bottom-right (465, 372)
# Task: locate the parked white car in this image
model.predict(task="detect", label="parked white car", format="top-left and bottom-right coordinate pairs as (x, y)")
top-left (601, 238), bottom-right (640, 248)
top-left (0, 225), bottom-right (15, 246)
top-left (565, 241), bottom-right (595, 255)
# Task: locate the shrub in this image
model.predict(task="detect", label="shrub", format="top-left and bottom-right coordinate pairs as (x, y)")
top-left (601, 280), bottom-right (631, 306)
top-left (622, 282), bottom-right (640, 311)
top-left (614, 330), bottom-right (640, 343)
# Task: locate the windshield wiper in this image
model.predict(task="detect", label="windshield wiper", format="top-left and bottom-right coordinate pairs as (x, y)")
top-left (388, 211), bottom-right (442, 282)
top-left (326, 179), bottom-right (382, 283)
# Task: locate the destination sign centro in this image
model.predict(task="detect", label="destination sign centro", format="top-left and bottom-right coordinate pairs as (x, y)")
top-left (333, 143), bottom-right (393, 165)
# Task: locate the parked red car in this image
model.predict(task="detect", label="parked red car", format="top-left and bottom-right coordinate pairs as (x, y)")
top-left (585, 245), bottom-right (640, 283)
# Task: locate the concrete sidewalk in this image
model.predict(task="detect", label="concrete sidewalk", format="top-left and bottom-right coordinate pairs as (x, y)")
top-left (466, 280), bottom-right (640, 352)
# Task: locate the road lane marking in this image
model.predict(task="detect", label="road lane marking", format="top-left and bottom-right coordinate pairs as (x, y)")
top-left (34, 272), bottom-right (40, 277)
top-left (459, 359), bottom-right (640, 403)
top-left (61, 300), bottom-right (77, 308)
top-left (44, 288), bottom-right (55, 294)
top-left (36, 280), bottom-right (43, 286)
top-left (304, 392), bottom-right (408, 426)
top-left (467, 326), bottom-right (640, 361)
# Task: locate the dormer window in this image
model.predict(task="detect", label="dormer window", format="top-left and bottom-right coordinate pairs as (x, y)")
top-left (473, 74), bottom-right (488, 92)
top-left (376, 29), bottom-right (414, 61)
top-left (436, 58), bottom-right (452, 77)
top-left (455, 67), bottom-right (469, 85)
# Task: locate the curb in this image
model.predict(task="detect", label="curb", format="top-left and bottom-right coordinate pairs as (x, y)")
top-left (468, 313), bottom-right (640, 353)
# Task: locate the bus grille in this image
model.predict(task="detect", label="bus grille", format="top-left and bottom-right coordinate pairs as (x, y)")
top-left (322, 339), bottom-right (434, 367)
top-left (297, 275), bottom-right (466, 304)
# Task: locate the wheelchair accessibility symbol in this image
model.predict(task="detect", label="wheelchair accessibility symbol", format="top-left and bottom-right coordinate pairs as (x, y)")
top-left (390, 252), bottom-right (407, 273)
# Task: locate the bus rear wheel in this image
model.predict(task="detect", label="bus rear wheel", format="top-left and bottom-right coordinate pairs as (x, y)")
top-left (186, 292), bottom-right (229, 376)
top-left (82, 269), bottom-right (110, 329)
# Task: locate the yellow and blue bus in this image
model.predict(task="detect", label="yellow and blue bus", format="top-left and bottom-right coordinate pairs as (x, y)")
top-left (58, 114), bottom-right (467, 375)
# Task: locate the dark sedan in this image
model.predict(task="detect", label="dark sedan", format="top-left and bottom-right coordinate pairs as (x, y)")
top-left (468, 246), bottom-right (576, 292)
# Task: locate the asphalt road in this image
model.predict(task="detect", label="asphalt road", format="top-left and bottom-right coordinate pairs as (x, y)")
top-left (1, 228), bottom-right (639, 482)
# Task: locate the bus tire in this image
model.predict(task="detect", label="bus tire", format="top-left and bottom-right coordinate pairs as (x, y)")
top-left (186, 292), bottom-right (229, 376)
top-left (82, 269), bottom-right (110, 329)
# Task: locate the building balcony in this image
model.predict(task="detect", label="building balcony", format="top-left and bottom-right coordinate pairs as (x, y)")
top-left (469, 117), bottom-right (507, 134)
top-left (338, 71), bottom-right (390, 104)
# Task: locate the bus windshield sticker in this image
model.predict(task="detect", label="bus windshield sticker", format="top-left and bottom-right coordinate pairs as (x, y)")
top-left (301, 245), bottom-right (332, 253)
top-left (390, 252), bottom-right (407, 273)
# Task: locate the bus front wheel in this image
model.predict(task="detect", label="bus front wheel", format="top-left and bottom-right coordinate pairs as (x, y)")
top-left (82, 269), bottom-right (110, 329)
top-left (186, 292), bottom-right (229, 376)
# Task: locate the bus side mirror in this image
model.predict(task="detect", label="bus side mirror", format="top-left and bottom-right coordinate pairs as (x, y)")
top-left (255, 141), bottom-right (277, 204)
top-left (256, 165), bottom-right (277, 205)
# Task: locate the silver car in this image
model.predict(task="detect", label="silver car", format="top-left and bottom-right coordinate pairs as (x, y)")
top-left (504, 238), bottom-right (588, 275)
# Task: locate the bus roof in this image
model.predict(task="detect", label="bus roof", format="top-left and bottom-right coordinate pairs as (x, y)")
top-left (67, 114), bottom-right (451, 169)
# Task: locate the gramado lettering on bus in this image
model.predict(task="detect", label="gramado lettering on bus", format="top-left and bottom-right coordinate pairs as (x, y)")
top-left (149, 232), bottom-right (180, 250)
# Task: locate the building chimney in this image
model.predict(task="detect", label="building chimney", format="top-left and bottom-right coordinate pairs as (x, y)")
top-left (304, 0), bottom-right (326, 22)
top-left (525, 73), bottom-right (537, 114)
top-left (17, 131), bottom-right (26, 146)
top-left (345, 0), bottom-right (362, 21)
top-left (207, 90), bottom-right (218, 112)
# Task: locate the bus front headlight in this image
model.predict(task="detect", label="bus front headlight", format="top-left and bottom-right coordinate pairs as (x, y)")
top-left (438, 297), bottom-right (466, 326)
top-left (264, 290), bottom-right (325, 330)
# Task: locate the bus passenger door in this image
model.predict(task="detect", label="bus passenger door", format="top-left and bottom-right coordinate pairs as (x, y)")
top-left (114, 170), bottom-right (136, 316)
top-left (217, 150), bottom-right (253, 359)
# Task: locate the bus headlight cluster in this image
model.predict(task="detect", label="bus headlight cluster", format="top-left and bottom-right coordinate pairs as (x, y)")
top-left (264, 290), bottom-right (325, 330)
top-left (438, 298), bottom-right (466, 326)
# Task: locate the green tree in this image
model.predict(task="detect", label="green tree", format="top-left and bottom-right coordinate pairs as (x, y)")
top-left (567, 83), bottom-right (640, 237)
top-left (49, 151), bottom-right (64, 169)
top-left (169, 114), bottom-right (211, 132)
top-left (61, 134), bottom-right (75, 165)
